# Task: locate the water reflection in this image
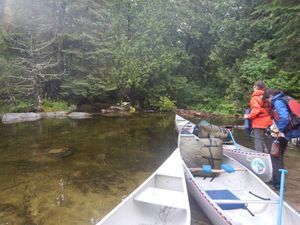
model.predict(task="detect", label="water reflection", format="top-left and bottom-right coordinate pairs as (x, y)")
top-left (56, 179), bottom-right (66, 206)
top-left (0, 113), bottom-right (299, 225)
top-left (0, 113), bottom-right (177, 225)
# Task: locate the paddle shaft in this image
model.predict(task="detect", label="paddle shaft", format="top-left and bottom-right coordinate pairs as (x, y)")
top-left (227, 129), bottom-right (240, 150)
top-left (277, 169), bottom-right (288, 225)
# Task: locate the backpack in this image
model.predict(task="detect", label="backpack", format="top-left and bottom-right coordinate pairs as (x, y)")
top-left (281, 96), bottom-right (300, 128)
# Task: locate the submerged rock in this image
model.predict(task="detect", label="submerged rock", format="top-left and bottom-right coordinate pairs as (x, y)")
top-left (47, 147), bottom-right (73, 158)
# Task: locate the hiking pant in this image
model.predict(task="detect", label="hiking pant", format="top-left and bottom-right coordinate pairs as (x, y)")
top-left (253, 128), bottom-right (269, 153)
top-left (269, 137), bottom-right (287, 186)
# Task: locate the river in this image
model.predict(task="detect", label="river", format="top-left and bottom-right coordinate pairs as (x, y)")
top-left (0, 113), bottom-right (299, 225)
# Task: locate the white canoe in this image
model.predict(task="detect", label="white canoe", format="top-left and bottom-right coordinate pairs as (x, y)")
top-left (97, 148), bottom-right (191, 225)
top-left (176, 116), bottom-right (300, 225)
top-left (175, 114), bottom-right (273, 182)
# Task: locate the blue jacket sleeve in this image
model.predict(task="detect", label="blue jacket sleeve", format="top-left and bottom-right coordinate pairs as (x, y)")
top-left (274, 99), bottom-right (290, 132)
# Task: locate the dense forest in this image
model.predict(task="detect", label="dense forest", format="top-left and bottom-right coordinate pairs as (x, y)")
top-left (0, 0), bottom-right (299, 115)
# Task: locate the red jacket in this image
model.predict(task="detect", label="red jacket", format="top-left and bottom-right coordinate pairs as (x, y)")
top-left (248, 90), bottom-right (273, 128)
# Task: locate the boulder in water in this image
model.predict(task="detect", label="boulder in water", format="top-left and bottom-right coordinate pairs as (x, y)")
top-left (2, 113), bottom-right (41, 124)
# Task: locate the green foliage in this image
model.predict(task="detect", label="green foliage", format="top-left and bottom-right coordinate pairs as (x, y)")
top-left (10, 100), bottom-right (33, 113)
top-left (187, 86), bottom-right (240, 115)
top-left (42, 99), bottom-right (76, 112)
top-left (239, 52), bottom-right (276, 81)
top-left (226, 48), bottom-right (278, 104)
top-left (129, 106), bottom-right (136, 113)
top-left (0, 0), bottom-right (299, 114)
top-left (191, 99), bottom-right (238, 115)
top-left (266, 70), bottom-right (300, 99)
top-left (158, 96), bottom-right (176, 112)
top-left (0, 103), bottom-right (10, 115)
top-left (109, 0), bottom-right (188, 107)
top-left (61, 75), bottom-right (114, 100)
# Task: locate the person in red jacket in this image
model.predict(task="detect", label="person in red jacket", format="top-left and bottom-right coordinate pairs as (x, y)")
top-left (244, 80), bottom-right (273, 152)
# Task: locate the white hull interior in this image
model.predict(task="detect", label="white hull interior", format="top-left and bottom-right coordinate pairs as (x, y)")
top-left (97, 148), bottom-right (190, 225)
top-left (184, 155), bottom-right (300, 225)
top-left (176, 114), bottom-right (300, 225)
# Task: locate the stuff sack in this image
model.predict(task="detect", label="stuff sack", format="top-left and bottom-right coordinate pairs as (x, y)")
top-left (197, 120), bottom-right (228, 140)
top-left (180, 136), bottom-right (223, 177)
top-left (270, 139), bottom-right (280, 158)
top-left (282, 96), bottom-right (300, 128)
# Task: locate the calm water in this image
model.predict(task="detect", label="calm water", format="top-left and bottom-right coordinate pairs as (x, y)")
top-left (0, 113), bottom-right (299, 225)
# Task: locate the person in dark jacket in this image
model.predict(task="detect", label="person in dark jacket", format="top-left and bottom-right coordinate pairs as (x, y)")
top-left (263, 88), bottom-right (300, 189)
top-left (244, 80), bottom-right (273, 152)
top-left (263, 89), bottom-right (300, 140)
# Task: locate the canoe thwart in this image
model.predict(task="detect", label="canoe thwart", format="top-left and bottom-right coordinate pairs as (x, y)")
top-left (134, 187), bottom-right (187, 209)
top-left (221, 164), bottom-right (235, 173)
top-left (189, 164), bottom-right (246, 173)
top-left (202, 165), bottom-right (212, 173)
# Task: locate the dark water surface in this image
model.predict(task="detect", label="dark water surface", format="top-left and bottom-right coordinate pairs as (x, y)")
top-left (0, 113), bottom-right (299, 225)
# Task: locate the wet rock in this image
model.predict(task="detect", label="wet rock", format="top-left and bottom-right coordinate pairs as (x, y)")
top-left (68, 112), bottom-right (91, 119)
top-left (176, 109), bottom-right (218, 118)
top-left (101, 105), bottom-right (130, 113)
top-left (2, 113), bottom-right (41, 124)
top-left (48, 148), bottom-right (67, 154)
top-left (40, 111), bottom-right (68, 118)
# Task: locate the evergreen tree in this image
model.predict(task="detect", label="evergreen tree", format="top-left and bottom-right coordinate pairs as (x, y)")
top-left (1, 0), bottom-right (66, 111)
top-left (60, 0), bottom-right (114, 104)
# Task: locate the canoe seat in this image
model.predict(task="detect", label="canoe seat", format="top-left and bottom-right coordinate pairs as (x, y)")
top-left (134, 187), bottom-right (187, 209)
top-left (206, 190), bottom-right (246, 210)
top-left (181, 128), bottom-right (192, 134)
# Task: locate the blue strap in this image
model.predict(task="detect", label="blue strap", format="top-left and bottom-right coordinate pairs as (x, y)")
top-left (221, 164), bottom-right (235, 173)
top-left (202, 165), bottom-right (212, 173)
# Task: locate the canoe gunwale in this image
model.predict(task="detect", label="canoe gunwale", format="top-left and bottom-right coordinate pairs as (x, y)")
top-left (176, 114), bottom-right (300, 225)
top-left (183, 162), bottom-right (234, 225)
